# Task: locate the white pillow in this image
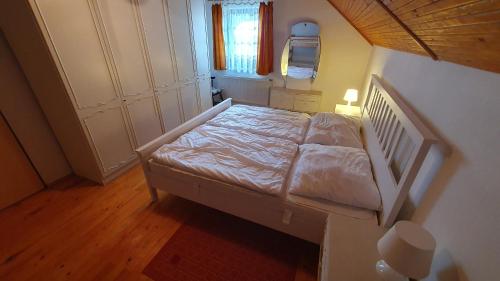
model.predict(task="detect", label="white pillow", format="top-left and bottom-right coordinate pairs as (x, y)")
top-left (288, 144), bottom-right (381, 211)
top-left (304, 112), bottom-right (362, 148)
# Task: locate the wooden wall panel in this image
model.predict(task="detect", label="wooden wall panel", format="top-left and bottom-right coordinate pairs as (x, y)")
top-left (328, 0), bottom-right (500, 73)
top-left (329, 0), bottom-right (428, 56)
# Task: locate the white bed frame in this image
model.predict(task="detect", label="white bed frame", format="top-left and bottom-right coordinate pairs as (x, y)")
top-left (362, 75), bottom-right (450, 227)
top-left (136, 74), bottom-right (449, 243)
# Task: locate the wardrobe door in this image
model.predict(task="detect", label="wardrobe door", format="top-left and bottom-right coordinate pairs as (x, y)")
top-left (33, 0), bottom-right (119, 109)
top-left (139, 0), bottom-right (176, 88)
top-left (82, 107), bottom-right (136, 175)
top-left (167, 0), bottom-right (196, 82)
top-left (189, 0), bottom-right (210, 76)
top-left (98, 0), bottom-right (162, 147)
top-left (97, 0), bottom-right (152, 97)
top-left (125, 97), bottom-right (163, 147)
top-left (157, 89), bottom-right (183, 132)
top-left (34, 0), bottom-right (139, 177)
top-left (180, 84), bottom-right (199, 121)
top-left (198, 77), bottom-right (213, 112)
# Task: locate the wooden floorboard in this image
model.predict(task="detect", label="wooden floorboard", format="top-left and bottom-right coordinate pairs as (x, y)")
top-left (0, 165), bottom-right (318, 281)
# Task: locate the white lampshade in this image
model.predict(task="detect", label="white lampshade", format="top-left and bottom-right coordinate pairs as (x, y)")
top-left (344, 89), bottom-right (359, 103)
top-left (377, 221), bottom-right (436, 279)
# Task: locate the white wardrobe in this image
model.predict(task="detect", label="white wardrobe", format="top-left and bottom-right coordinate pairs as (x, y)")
top-left (28, 0), bottom-right (212, 183)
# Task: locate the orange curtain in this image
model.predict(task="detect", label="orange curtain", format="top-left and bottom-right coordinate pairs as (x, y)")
top-left (256, 2), bottom-right (273, 75)
top-left (212, 4), bottom-right (226, 70)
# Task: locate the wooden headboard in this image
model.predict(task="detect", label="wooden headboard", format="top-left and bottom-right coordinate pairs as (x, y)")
top-left (362, 75), bottom-right (449, 228)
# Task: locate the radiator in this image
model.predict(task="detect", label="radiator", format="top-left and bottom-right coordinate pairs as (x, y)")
top-left (214, 76), bottom-right (272, 106)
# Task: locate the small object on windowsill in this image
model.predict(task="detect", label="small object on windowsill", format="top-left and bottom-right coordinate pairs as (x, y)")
top-left (211, 88), bottom-right (222, 96)
top-left (211, 88), bottom-right (224, 106)
top-left (335, 104), bottom-right (361, 118)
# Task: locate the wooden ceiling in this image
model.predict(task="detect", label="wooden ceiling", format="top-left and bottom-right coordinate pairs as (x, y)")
top-left (327, 0), bottom-right (500, 73)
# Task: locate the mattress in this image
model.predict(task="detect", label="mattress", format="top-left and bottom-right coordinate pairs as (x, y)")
top-left (151, 124), bottom-right (298, 195)
top-left (286, 194), bottom-right (376, 220)
top-left (206, 104), bottom-right (310, 144)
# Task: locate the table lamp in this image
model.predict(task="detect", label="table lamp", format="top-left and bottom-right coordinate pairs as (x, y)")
top-left (376, 221), bottom-right (436, 281)
top-left (344, 89), bottom-right (358, 106)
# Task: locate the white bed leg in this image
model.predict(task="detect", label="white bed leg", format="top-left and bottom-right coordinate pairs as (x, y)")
top-left (148, 186), bottom-right (158, 202)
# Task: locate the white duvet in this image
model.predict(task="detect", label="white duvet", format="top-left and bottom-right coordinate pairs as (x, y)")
top-left (152, 124), bottom-right (298, 195)
top-left (206, 104), bottom-right (310, 143)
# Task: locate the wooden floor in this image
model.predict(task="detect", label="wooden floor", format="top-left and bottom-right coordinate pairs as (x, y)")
top-left (0, 165), bottom-right (318, 281)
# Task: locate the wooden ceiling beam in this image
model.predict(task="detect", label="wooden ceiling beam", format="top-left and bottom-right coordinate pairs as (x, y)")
top-left (373, 0), bottom-right (438, 60)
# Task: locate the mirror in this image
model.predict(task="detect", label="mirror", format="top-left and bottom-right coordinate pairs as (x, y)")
top-left (281, 21), bottom-right (321, 81)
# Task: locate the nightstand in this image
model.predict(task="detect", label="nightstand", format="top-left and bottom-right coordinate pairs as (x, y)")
top-left (320, 213), bottom-right (385, 281)
top-left (335, 104), bottom-right (361, 118)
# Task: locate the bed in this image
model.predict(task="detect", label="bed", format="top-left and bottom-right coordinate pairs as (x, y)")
top-left (136, 75), bottom-right (449, 244)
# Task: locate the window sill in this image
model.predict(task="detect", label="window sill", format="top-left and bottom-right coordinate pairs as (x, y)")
top-left (214, 70), bottom-right (272, 81)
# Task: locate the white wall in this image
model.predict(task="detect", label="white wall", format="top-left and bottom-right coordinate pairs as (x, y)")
top-left (206, 0), bottom-right (372, 110)
top-left (363, 46), bottom-right (500, 281)
top-left (0, 32), bottom-right (71, 184)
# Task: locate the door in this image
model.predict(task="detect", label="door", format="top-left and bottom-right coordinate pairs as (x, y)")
top-left (34, 0), bottom-right (119, 109)
top-left (0, 31), bottom-right (71, 184)
top-left (98, 0), bottom-right (163, 147)
top-left (180, 83), bottom-right (199, 121)
top-left (157, 89), bottom-right (183, 132)
top-left (125, 97), bottom-right (163, 147)
top-left (167, 0), bottom-right (196, 82)
top-left (139, 0), bottom-right (176, 88)
top-left (82, 107), bottom-right (136, 175)
top-left (35, 0), bottom-right (138, 177)
top-left (189, 0), bottom-right (210, 76)
top-left (97, 0), bottom-right (152, 97)
top-left (0, 113), bottom-right (44, 210)
top-left (198, 77), bottom-right (213, 112)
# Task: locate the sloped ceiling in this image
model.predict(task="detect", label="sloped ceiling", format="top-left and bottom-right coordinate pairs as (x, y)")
top-left (327, 0), bottom-right (500, 73)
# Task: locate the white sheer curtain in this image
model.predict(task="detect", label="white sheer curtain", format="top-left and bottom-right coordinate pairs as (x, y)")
top-left (222, 3), bottom-right (259, 74)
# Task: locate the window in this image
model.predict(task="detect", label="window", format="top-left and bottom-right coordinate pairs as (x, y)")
top-left (222, 3), bottom-right (259, 74)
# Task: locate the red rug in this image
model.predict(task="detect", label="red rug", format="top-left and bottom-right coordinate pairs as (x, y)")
top-left (143, 208), bottom-right (317, 281)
